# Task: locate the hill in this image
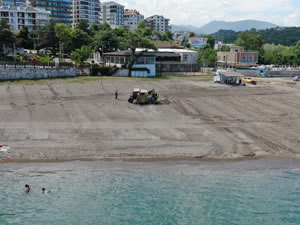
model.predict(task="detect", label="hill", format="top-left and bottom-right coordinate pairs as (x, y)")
top-left (171, 20), bottom-right (277, 34)
top-left (199, 20), bottom-right (277, 34)
top-left (170, 24), bottom-right (202, 34)
top-left (215, 27), bottom-right (300, 46)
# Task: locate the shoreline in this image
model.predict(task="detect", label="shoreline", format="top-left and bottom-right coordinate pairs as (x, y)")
top-left (1, 154), bottom-right (299, 164)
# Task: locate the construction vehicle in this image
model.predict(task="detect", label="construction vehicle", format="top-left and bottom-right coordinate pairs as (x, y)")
top-left (242, 77), bottom-right (257, 85)
top-left (128, 88), bottom-right (159, 105)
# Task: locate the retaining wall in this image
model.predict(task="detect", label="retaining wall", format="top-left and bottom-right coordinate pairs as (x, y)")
top-left (268, 71), bottom-right (300, 77)
top-left (0, 67), bottom-right (77, 80)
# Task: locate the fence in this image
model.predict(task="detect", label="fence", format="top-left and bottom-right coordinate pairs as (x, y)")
top-left (0, 61), bottom-right (75, 69)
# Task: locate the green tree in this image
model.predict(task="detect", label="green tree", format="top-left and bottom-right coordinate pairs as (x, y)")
top-left (235, 29), bottom-right (264, 51)
top-left (16, 26), bottom-right (33, 49)
top-left (71, 45), bottom-right (92, 66)
top-left (76, 20), bottom-right (89, 33)
top-left (39, 19), bottom-right (59, 55)
top-left (71, 28), bottom-right (91, 51)
top-left (0, 19), bottom-right (15, 57)
top-left (161, 32), bottom-right (169, 41)
top-left (55, 24), bottom-right (73, 53)
top-left (293, 40), bottom-right (300, 65)
top-left (120, 30), bottom-right (157, 76)
top-left (203, 34), bottom-right (215, 48)
top-left (262, 43), bottom-right (296, 65)
top-left (136, 21), bottom-right (153, 37)
top-left (92, 28), bottom-right (119, 54)
top-left (198, 46), bottom-right (217, 67)
top-left (189, 32), bottom-right (196, 38)
top-left (90, 23), bottom-right (111, 36)
top-left (166, 31), bottom-right (173, 40)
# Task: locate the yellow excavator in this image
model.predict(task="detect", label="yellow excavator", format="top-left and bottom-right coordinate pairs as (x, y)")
top-left (241, 77), bottom-right (257, 85)
top-left (128, 88), bottom-right (159, 105)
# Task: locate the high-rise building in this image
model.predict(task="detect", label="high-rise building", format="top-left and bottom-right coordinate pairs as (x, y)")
top-left (102, 1), bottom-right (124, 28)
top-left (0, 6), bottom-right (51, 31)
top-left (124, 9), bottom-right (144, 30)
top-left (28, 0), bottom-right (72, 24)
top-left (72, 0), bottom-right (101, 27)
top-left (0, 0), bottom-right (26, 7)
top-left (145, 15), bottom-right (170, 33)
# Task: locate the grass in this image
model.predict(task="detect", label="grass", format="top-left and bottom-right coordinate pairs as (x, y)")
top-left (36, 54), bottom-right (54, 63)
top-left (0, 79), bottom-right (47, 85)
top-left (0, 74), bottom-right (214, 86)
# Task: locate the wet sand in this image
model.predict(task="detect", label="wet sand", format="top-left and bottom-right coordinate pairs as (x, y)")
top-left (0, 77), bottom-right (300, 162)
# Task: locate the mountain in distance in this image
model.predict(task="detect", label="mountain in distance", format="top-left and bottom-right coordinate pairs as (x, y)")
top-left (171, 24), bottom-right (202, 34)
top-left (171, 19), bottom-right (278, 34)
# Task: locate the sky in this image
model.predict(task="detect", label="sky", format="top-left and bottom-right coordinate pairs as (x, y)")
top-left (117, 0), bottom-right (300, 27)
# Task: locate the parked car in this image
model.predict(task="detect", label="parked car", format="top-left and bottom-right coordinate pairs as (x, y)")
top-left (27, 57), bottom-right (38, 62)
top-left (39, 48), bottom-right (52, 55)
top-left (293, 76), bottom-right (300, 81)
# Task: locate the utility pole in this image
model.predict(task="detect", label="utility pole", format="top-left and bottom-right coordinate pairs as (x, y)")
top-left (13, 43), bottom-right (16, 64)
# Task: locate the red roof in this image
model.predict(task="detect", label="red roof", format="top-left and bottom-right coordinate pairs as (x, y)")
top-left (124, 9), bottom-right (142, 16)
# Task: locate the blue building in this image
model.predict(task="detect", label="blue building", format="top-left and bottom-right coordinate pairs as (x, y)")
top-left (1, 0), bottom-right (26, 6)
top-left (28, 0), bottom-right (72, 24)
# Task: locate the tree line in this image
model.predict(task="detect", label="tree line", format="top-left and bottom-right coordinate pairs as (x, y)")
top-left (0, 19), bottom-right (176, 68)
top-left (214, 28), bottom-right (300, 66)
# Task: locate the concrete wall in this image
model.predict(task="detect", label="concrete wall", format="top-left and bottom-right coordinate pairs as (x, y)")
top-left (268, 70), bottom-right (300, 77)
top-left (0, 67), bottom-right (77, 80)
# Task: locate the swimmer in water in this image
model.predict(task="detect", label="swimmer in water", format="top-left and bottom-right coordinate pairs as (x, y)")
top-left (25, 184), bottom-right (30, 193)
top-left (42, 188), bottom-right (51, 194)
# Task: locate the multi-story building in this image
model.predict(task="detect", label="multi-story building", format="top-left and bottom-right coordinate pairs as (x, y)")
top-left (0, 6), bottom-right (50, 31)
top-left (102, 1), bottom-right (124, 28)
top-left (72, 0), bottom-right (101, 27)
top-left (189, 37), bottom-right (208, 49)
top-left (123, 9), bottom-right (143, 30)
top-left (145, 15), bottom-right (170, 33)
top-left (28, 0), bottom-right (72, 25)
top-left (0, 0), bottom-right (26, 7)
top-left (217, 46), bottom-right (258, 66)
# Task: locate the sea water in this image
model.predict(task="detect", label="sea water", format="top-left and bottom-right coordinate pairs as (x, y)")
top-left (0, 158), bottom-right (300, 225)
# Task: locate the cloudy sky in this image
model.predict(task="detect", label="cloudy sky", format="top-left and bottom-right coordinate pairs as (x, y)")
top-left (116, 0), bottom-right (300, 27)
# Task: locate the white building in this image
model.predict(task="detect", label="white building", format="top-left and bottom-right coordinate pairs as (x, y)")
top-left (72, 0), bottom-right (102, 27)
top-left (0, 6), bottom-right (50, 31)
top-left (189, 37), bottom-right (208, 49)
top-left (124, 9), bottom-right (144, 30)
top-left (145, 15), bottom-right (170, 33)
top-left (102, 1), bottom-right (124, 28)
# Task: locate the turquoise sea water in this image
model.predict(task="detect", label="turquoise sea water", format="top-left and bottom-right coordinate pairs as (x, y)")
top-left (0, 159), bottom-right (300, 225)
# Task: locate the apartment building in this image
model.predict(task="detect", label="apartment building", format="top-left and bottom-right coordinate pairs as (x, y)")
top-left (145, 15), bottom-right (170, 33)
top-left (72, 0), bottom-right (101, 27)
top-left (0, 0), bottom-right (26, 7)
top-left (123, 9), bottom-right (144, 30)
top-left (102, 1), bottom-right (124, 28)
top-left (189, 37), bottom-right (208, 49)
top-left (0, 6), bottom-right (50, 31)
top-left (28, 0), bottom-right (72, 25)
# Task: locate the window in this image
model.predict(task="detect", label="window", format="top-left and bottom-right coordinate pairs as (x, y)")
top-left (242, 56), bottom-right (247, 62)
top-left (136, 57), bottom-right (145, 64)
top-left (249, 56), bottom-right (253, 63)
top-left (146, 57), bottom-right (155, 64)
top-left (183, 54), bottom-right (188, 61)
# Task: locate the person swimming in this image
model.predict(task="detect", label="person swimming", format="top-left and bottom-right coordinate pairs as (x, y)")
top-left (25, 184), bottom-right (30, 193)
top-left (42, 188), bottom-right (51, 194)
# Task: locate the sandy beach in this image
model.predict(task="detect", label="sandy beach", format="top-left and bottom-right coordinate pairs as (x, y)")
top-left (0, 76), bottom-right (300, 162)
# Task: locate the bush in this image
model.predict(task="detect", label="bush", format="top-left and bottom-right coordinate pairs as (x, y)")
top-left (91, 64), bottom-right (111, 76)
